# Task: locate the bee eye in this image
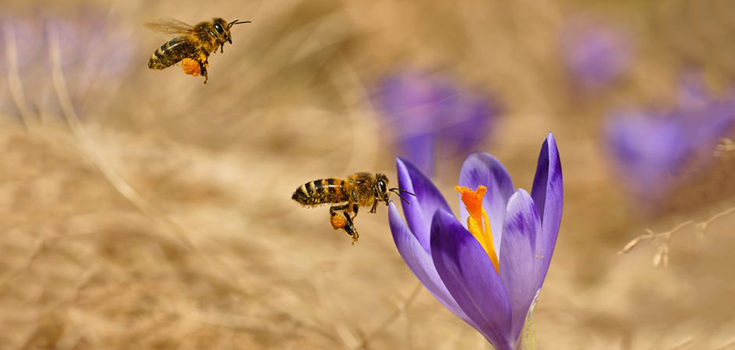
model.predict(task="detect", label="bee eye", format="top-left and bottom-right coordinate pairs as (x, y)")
top-left (379, 181), bottom-right (386, 193)
top-left (214, 23), bottom-right (224, 34)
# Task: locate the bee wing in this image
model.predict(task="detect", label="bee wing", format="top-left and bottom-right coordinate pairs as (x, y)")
top-left (144, 17), bottom-right (195, 35)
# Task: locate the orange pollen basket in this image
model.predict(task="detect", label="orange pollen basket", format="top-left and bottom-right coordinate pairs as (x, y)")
top-left (455, 185), bottom-right (499, 273)
top-left (181, 58), bottom-right (202, 76)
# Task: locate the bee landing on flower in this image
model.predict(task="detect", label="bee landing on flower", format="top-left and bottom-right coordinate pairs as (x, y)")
top-left (388, 133), bottom-right (562, 350)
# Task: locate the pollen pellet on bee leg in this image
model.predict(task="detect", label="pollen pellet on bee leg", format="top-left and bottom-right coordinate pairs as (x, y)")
top-left (330, 214), bottom-right (348, 230)
top-left (181, 58), bottom-right (201, 76)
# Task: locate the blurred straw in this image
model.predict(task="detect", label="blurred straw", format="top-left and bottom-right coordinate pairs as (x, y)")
top-left (47, 23), bottom-right (195, 251)
top-left (3, 22), bottom-right (35, 130)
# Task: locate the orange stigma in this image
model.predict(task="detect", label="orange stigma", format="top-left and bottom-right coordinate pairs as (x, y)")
top-left (455, 185), bottom-right (499, 273)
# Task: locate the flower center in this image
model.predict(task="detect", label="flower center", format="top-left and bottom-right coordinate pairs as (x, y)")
top-left (455, 185), bottom-right (499, 273)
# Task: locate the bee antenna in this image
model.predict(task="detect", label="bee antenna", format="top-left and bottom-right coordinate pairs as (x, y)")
top-left (390, 188), bottom-right (415, 204)
top-left (390, 188), bottom-right (415, 196)
top-left (228, 19), bottom-right (252, 28)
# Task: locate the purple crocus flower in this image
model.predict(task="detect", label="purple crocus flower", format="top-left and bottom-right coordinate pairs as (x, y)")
top-left (561, 17), bottom-right (632, 90)
top-left (376, 71), bottom-right (501, 177)
top-left (605, 74), bottom-right (735, 199)
top-left (389, 133), bottom-right (562, 350)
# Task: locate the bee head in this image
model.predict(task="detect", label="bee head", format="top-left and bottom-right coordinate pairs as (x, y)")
top-left (214, 18), bottom-right (251, 45)
top-left (375, 174), bottom-right (390, 204)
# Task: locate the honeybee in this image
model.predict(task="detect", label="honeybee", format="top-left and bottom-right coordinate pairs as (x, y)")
top-left (292, 173), bottom-right (413, 243)
top-left (146, 17), bottom-right (250, 84)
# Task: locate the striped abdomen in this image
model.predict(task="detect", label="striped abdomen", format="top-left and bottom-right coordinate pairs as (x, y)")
top-left (292, 179), bottom-right (347, 206)
top-left (148, 37), bottom-right (197, 70)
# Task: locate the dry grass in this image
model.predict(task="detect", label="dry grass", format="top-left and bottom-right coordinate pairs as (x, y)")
top-left (1, 0), bottom-right (735, 349)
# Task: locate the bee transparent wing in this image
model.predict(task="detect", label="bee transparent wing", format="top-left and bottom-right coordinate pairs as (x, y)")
top-left (144, 17), bottom-right (195, 35)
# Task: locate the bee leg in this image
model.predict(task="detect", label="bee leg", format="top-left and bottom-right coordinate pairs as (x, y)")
top-left (220, 44), bottom-right (224, 54)
top-left (369, 186), bottom-right (380, 213)
top-left (198, 60), bottom-right (209, 84)
top-left (343, 202), bottom-right (359, 243)
top-left (351, 203), bottom-right (359, 218)
top-left (329, 204), bottom-right (351, 225)
top-left (329, 204), bottom-right (349, 217)
top-left (342, 212), bottom-right (359, 244)
top-left (329, 204), bottom-right (359, 242)
top-left (349, 189), bottom-right (361, 218)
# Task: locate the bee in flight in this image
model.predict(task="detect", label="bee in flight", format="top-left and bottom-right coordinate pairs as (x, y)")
top-left (146, 17), bottom-right (250, 84)
top-left (292, 173), bottom-right (413, 243)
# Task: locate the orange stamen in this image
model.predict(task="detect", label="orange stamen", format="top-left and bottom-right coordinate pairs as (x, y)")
top-left (455, 186), bottom-right (499, 273)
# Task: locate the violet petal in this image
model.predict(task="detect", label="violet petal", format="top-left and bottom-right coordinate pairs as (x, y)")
top-left (499, 190), bottom-right (542, 341)
top-left (530, 133), bottom-right (563, 289)
top-left (431, 210), bottom-right (513, 350)
top-left (388, 203), bottom-right (471, 322)
top-left (397, 157), bottom-right (452, 253)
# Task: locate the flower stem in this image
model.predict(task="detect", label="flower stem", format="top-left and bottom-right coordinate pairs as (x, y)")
top-left (519, 310), bottom-right (536, 350)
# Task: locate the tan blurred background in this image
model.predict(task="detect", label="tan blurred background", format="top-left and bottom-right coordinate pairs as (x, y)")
top-left (1, 0), bottom-right (735, 349)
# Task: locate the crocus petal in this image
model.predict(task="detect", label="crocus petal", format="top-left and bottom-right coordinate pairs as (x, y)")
top-left (458, 152), bottom-right (516, 255)
top-left (530, 133), bottom-right (563, 289)
top-left (499, 190), bottom-right (542, 341)
top-left (388, 203), bottom-right (472, 323)
top-left (430, 210), bottom-right (513, 350)
top-left (397, 157), bottom-right (452, 252)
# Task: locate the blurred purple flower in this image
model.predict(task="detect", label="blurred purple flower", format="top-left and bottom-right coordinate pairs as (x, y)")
top-left (389, 133), bottom-right (562, 350)
top-left (606, 74), bottom-right (735, 198)
top-left (0, 17), bottom-right (43, 74)
top-left (45, 12), bottom-right (133, 83)
top-left (0, 16), bottom-right (45, 117)
top-left (561, 17), bottom-right (632, 90)
top-left (1, 9), bottom-right (134, 118)
top-left (1, 10), bottom-right (132, 81)
top-left (38, 10), bottom-right (134, 116)
top-left (376, 71), bottom-right (501, 177)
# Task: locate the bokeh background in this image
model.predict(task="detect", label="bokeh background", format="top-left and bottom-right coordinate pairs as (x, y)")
top-left (2, 0), bottom-right (735, 349)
